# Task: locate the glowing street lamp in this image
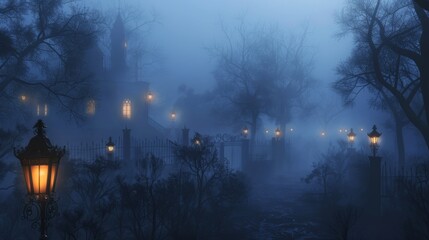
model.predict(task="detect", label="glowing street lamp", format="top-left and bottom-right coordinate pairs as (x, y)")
top-left (367, 125), bottom-right (382, 157)
top-left (170, 111), bottom-right (176, 121)
top-left (14, 120), bottom-right (65, 240)
top-left (106, 137), bottom-right (115, 160)
top-left (275, 128), bottom-right (282, 139)
top-left (242, 126), bottom-right (249, 138)
top-left (146, 91), bottom-right (154, 103)
top-left (20, 95), bottom-right (27, 102)
top-left (192, 133), bottom-right (202, 146)
top-left (347, 128), bottom-right (356, 144)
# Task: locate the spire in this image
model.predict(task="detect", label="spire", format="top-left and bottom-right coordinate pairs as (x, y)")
top-left (110, 11), bottom-right (127, 75)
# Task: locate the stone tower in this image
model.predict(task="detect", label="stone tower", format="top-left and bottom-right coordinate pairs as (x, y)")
top-left (110, 13), bottom-right (127, 75)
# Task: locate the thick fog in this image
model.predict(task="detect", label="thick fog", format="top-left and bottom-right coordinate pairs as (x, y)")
top-left (1, 0), bottom-right (429, 239)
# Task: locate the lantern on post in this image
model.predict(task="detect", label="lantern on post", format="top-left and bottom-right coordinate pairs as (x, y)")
top-left (242, 126), bottom-right (249, 138)
top-left (347, 128), bottom-right (356, 146)
top-left (275, 128), bottom-right (282, 139)
top-left (106, 137), bottom-right (115, 160)
top-left (170, 111), bottom-right (176, 121)
top-left (146, 91), bottom-right (154, 103)
top-left (367, 125), bottom-right (382, 157)
top-left (14, 120), bottom-right (65, 240)
top-left (192, 133), bottom-right (202, 146)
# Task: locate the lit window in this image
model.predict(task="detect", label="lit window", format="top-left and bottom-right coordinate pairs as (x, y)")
top-left (36, 105), bottom-right (40, 116)
top-left (44, 104), bottom-right (48, 116)
top-left (122, 99), bottom-right (132, 119)
top-left (87, 100), bottom-right (96, 115)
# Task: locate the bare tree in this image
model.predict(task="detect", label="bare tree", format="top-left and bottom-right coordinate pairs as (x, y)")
top-left (0, 0), bottom-right (101, 122)
top-left (335, 0), bottom-right (429, 149)
top-left (211, 21), bottom-right (312, 141)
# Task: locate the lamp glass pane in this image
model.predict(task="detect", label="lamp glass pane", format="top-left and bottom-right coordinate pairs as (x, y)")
top-left (31, 165), bottom-right (49, 194)
top-left (108, 146), bottom-right (114, 152)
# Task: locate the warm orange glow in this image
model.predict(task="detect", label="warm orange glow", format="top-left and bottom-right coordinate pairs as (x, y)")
top-left (20, 95), bottom-right (27, 102)
top-left (122, 99), bottom-right (132, 119)
top-left (146, 92), bottom-right (154, 102)
top-left (370, 136), bottom-right (379, 145)
top-left (107, 145), bottom-right (114, 152)
top-left (87, 100), bottom-right (96, 115)
top-left (348, 135), bottom-right (355, 142)
top-left (31, 165), bottom-right (49, 194)
top-left (275, 128), bottom-right (281, 137)
top-left (195, 139), bottom-right (201, 145)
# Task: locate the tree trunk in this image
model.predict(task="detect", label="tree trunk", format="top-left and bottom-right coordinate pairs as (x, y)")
top-left (417, 4), bottom-right (429, 150)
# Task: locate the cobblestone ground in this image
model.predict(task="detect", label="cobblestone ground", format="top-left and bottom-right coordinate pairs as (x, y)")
top-left (242, 174), bottom-right (331, 240)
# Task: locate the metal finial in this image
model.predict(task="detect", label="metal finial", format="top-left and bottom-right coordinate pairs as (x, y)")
top-left (33, 120), bottom-right (46, 136)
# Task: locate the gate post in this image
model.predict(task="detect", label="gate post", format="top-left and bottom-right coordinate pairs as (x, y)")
top-left (369, 156), bottom-right (382, 215)
top-left (123, 127), bottom-right (131, 162)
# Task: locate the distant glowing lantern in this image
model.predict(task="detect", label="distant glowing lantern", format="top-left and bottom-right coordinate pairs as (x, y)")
top-left (367, 125), bottom-right (382, 157)
top-left (146, 91), bottom-right (154, 102)
top-left (321, 131), bottom-right (326, 137)
top-left (242, 126), bottom-right (249, 138)
top-left (170, 111), bottom-right (176, 121)
top-left (192, 133), bottom-right (202, 146)
top-left (20, 95), bottom-right (27, 102)
top-left (347, 128), bottom-right (356, 144)
top-left (275, 128), bottom-right (281, 138)
top-left (106, 137), bottom-right (115, 160)
top-left (290, 128), bottom-right (294, 132)
top-left (106, 137), bottom-right (115, 153)
top-left (86, 100), bottom-right (96, 115)
top-left (122, 99), bottom-right (132, 119)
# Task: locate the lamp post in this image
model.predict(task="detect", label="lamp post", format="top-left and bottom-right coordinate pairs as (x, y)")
top-left (192, 133), bottom-right (202, 146)
top-left (275, 128), bottom-right (282, 140)
top-left (106, 137), bottom-right (115, 160)
top-left (14, 120), bottom-right (65, 240)
top-left (368, 125), bottom-right (381, 158)
top-left (347, 128), bottom-right (356, 148)
top-left (367, 124), bottom-right (382, 215)
top-left (146, 91), bottom-right (154, 103)
top-left (242, 126), bottom-right (249, 139)
top-left (170, 111), bottom-right (176, 122)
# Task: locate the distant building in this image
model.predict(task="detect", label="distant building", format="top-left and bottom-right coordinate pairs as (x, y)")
top-left (26, 12), bottom-right (167, 142)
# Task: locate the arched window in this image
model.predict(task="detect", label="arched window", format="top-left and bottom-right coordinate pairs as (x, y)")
top-left (87, 100), bottom-right (96, 115)
top-left (122, 99), bottom-right (132, 119)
